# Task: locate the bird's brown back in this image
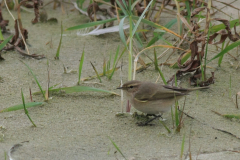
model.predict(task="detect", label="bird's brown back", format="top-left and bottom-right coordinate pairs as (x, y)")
top-left (134, 82), bottom-right (186, 101)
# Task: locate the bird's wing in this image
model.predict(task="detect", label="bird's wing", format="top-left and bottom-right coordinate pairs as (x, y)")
top-left (134, 84), bottom-right (186, 101)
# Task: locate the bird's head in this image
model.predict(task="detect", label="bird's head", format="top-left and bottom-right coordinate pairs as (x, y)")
top-left (117, 80), bottom-right (142, 94)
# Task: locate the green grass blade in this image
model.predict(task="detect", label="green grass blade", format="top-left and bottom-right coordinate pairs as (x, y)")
top-left (154, 52), bottom-right (167, 85)
top-left (107, 55), bottom-right (111, 77)
top-left (147, 19), bottom-right (177, 47)
top-left (109, 46), bottom-right (120, 80)
top-left (132, 16), bottom-right (179, 38)
top-left (79, 67), bottom-right (120, 82)
top-left (116, 0), bottom-right (128, 15)
top-left (116, 47), bottom-right (127, 64)
top-left (55, 22), bottom-right (63, 60)
top-left (159, 36), bottom-right (172, 46)
top-left (159, 120), bottom-right (171, 133)
top-left (108, 137), bottom-right (127, 160)
top-left (21, 89), bottom-right (26, 113)
top-left (113, 46), bottom-right (120, 67)
top-left (21, 89), bottom-right (36, 127)
top-left (4, 151), bottom-right (7, 160)
top-left (157, 67), bottom-right (167, 85)
top-left (0, 35), bottom-right (13, 50)
top-left (20, 60), bottom-right (45, 99)
top-left (103, 58), bottom-right (106, 76)
top-left (154, 49), bottom-right (158, 70)
top-left (78, 49), bottom-right (85, 84)
top-left (224, 114), bottom-right (240, 119)
top-left (185, 1), bottom-right (191, 23)
top-left (133, 31), bottom-right (143, 47)
top-left (0, 27), bottom-right (4, 40)
top-left (90, 61), bottom-right (102, 83)
top-left (0, 102), bottom-right (44, 113)
top-left (128, 0), bottom-right (131, 12)
top-left (49, 83), bottom-right (61, 90)
top-left (132, 0), bottom-right (153, 36)
top-left (119, 16), bottom-right (128, 47)
top-left (170, 51), bottom-right (191, 68)
top-left (229, 74), bottom-right (232, 98)
top-left (175, 100), bottom-right (179, 128)
top-left (66, 18), bottom-right (117, 31)
top-left (218, 41), bottom-right (225, 67)
top-left (210, 19), bottom-right (239, 33)
top-left (175, 74), bottom-right (177, 87)
top-left (46, 86), bottom-right (118, 95)
top-left (209, 40), bottom-right (240, 62)
top-left (180, 134), bottom-right (185, 159)
top-left (131, 0), bottom-right (141, 10)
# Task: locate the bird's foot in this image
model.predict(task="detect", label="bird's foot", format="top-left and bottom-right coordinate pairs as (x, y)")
top-left (136, 115), bottom-right (163, 126)
top-left (136, 122), bottom-right (155, 126)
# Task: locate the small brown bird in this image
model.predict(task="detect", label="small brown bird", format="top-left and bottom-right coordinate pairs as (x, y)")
top-left (117, 80), bottom-right (208, 125)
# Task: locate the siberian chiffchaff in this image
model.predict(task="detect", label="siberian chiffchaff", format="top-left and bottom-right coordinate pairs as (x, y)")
top-left (117, 80), bottom-right (208, 125)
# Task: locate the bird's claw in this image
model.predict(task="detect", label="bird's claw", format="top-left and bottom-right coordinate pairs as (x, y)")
top-left (136, 122), bottom-right (155, 126)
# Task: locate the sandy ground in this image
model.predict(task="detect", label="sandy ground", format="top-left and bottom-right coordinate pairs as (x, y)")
top-left (1, 0), bottom-right (240, 160)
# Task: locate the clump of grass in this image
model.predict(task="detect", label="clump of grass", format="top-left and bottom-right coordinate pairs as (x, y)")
top-left (117, 0), bottom-right (154, 80)
top-left (106, 46), bottom-right (124, 80)
top-left (169, 77), bottom-right (186, 132)
top-left (97, 46), bottom-right (125, 81)
top-left (21, 89), bottom-right (36, 127)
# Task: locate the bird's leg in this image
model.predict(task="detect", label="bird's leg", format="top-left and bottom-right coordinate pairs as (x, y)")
top-left (137, 114), bottom-right (163, 126)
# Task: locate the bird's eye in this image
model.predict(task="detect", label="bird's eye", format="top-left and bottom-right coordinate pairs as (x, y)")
top-left (129, 86), bottom-right (134, 88)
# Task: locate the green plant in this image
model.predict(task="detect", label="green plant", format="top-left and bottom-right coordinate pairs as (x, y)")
top-left (107, 46), bottom-right (126, 80)
top-left (21, 89), bottom-right (37, 127)
top-left (154, 49), bottom-right (167, 85)
top-left (0, 35), bottom-right (13, 49)
top-left (229, 74), bottom-right (232, 98)
top-left (20, 60), bottom-right (45, 100)
top-left (108, 137), bottom-right (126, 160)
top-left (78, 48), bottom-right (85, 85)
top-left (0, 27), bottom-right (4, 40)
top-left (0, 102), bottom-right (44, 113)
top-left (55, 22), bottom-right (63, 59)
top-left (66, 0), bottom-right (180, 81)
top-left (118, 0), bottom-right (153, 80)
top-left (209, 39), bottom-right (240, 62)
top-left (180, 134), bottom-right (186, 159)
top-left (90, 61), bottom-right (102, 83)
top-left (76, 0), bottom-right (86, 9)
top-left (174, 99), bottom-right (179, 130)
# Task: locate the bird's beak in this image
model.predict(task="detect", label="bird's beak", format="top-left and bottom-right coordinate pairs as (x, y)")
top-left (117, 87), bottom-right (123, 89)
